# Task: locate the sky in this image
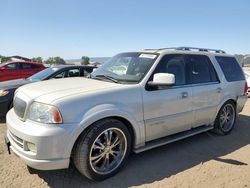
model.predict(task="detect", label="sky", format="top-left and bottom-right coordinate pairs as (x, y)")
top-left (1, 0), bottom-right (250, 59)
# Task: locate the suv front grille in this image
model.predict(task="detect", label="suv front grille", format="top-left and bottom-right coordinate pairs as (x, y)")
top-left (14, 97), bottom-right (27, 119)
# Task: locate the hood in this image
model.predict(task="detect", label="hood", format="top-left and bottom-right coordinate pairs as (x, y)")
top-left (17, 77), bottom-right (122, 103)
top-left (0, 78), bottom-right (32, 90)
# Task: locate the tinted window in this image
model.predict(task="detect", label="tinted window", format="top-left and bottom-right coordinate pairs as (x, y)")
top-left (187, 55), bottom-right (218, 84)
top-left (22, 63), bottom-right (38, 69)
top-left (215, 56), bottom-right (245, 82)
top-left (154, 54), bottom-right (186, 86)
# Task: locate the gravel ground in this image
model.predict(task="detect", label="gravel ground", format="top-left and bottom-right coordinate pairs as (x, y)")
top-left (0, 99), bottom-right (250, 188)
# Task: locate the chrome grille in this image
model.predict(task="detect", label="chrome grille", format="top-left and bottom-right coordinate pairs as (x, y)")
top-left (14, 97), bottom-right (27, 119)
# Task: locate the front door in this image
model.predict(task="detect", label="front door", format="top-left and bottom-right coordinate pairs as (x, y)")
top-left (143, 54), bottom-right (194, 142)
top-left (0, 63), bottom-right (20, 81)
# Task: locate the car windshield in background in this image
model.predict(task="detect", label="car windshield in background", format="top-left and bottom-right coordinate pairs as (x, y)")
top-left (28, 67), bottom-right (59, 81)
top-left (91, 52), bottom-right (158, 83)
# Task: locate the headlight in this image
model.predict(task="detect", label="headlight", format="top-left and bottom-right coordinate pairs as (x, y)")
top-left (28, 102), bottom-right (63, 124)
top-left (0, 89), bottom-right (9, 97)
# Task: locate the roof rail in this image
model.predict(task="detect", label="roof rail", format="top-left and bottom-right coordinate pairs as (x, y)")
top-left (143, 47), bottom-right (177, 51)
top-left (176, 47), bottom-right (226, 54)
top-left (144, 47), bottom-right (226, 54)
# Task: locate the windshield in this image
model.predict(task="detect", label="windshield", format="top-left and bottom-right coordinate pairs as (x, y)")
top-left (28, 67), bottom-right (59, 81)
top-left (91, 52), bottom-right (158, 83)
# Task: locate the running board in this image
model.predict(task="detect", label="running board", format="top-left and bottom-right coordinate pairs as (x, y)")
top-left (134, 125), bottom-right (214, 153)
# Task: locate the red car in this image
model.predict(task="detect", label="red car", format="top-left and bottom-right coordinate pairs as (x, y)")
top-left (0, 61), bottom-right (45, 82)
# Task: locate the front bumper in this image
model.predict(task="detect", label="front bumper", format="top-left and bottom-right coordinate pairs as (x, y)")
top-left (6, 109), bottom-right (76, 170)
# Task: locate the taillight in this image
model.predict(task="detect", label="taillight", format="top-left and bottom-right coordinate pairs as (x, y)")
top-left (244, 82), bottom-right (248, 95)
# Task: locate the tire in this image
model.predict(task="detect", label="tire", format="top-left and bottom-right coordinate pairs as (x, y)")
top-left (213, 101), bottom-right (236, 135)
top-left (73, 118), bottom-right (131, 181)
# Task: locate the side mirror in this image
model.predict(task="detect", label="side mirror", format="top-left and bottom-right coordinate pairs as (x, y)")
top-left (148, 73), bottom-right (175, 86)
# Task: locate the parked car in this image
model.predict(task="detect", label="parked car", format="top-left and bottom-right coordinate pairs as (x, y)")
top-left (0, 65), bottom-right (95, 116)
top-left (244, 70), bottom-right (250, 97)
top-left (0, 61), bottom-right (45, 82)
top-left (5, 47), bottom-right (248, 181)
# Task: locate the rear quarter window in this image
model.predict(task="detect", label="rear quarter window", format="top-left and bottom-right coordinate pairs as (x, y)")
top-left (215, 56), bottom-right (245, 82)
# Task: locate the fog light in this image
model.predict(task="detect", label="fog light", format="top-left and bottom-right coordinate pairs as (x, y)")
top-left (26, 142), bottom-right (36, 153)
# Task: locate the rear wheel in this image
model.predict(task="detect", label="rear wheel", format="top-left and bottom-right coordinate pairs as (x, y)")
top-left (213, 101), bottom-right (236, 135)
top-left (73, 118), bottom-right (131, 181)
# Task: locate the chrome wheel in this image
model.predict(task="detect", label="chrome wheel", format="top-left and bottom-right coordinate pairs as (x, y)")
top-left (89, 128), bottom-right (127, 175)
top-left (219, 103), bottom-right (235, 132)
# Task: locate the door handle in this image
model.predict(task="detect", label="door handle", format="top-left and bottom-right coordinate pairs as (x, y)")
top-left (216, 87), bottom-right (222, 93)
top-left (181, 92), bottom-right (188, 98)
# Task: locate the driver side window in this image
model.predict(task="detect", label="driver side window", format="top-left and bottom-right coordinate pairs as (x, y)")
top-left (6, 63), bottom-right (19, 70)
top-left (153, 54), bottom-right (186, 86)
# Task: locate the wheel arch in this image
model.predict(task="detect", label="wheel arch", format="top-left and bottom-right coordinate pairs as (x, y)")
top-left (68, 111), bottom-right (142, 159)
top-left (214, 97), bottom-right (237, 121)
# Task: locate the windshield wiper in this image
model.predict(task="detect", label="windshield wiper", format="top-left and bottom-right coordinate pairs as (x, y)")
top-left (94, 75), bottom-right (120, 83)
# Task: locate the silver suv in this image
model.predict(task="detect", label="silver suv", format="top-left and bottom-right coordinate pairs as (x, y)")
top-left (6, 47), bottom-right (248, 180)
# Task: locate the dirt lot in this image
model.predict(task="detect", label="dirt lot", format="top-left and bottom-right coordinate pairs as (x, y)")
top-left (0, 100), bottom-right (250, 188)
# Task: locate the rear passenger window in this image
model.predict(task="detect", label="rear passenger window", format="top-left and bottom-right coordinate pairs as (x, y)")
top-left (187, 55), bottom-right (219, 84)
top-left (22, 64), bottom-right (38, 69)
top-left (215, 56), bottom-right (245, 82)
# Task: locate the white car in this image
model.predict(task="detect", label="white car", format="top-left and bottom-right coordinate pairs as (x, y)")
top-left (6, 47), bottom-right (248, 181)
top-left (244, 70), bottom-right (250, 97)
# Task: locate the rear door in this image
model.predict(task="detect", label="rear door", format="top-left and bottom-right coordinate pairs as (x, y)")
top-left (186, 54), bottom-right (221, 127)
top-left (20, 63), bottom-right (40, 78)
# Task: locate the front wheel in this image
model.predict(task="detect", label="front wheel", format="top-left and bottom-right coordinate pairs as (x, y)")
top-left (213, 101), bottom-right (236, 135)
top-left (73, 118), bottom-right (131, 181)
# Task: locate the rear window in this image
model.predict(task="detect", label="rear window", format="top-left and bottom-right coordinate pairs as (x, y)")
top-left (21, 63), bottom-right (38, 69)
top-left (215, 56), bottom-right (245, 82)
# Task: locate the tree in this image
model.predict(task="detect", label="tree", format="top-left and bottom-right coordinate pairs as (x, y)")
top-left (44, 57), bottom-right (66, 65)
top-left (81, 56), bottom-right (90, 65)
top-left (31, 57), bottom-right (43, 64)
top-left (0, 55), bottom-right (12, 63)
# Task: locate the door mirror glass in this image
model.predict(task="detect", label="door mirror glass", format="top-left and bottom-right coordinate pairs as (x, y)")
top-left (148, 73), bottom-right (175, 86)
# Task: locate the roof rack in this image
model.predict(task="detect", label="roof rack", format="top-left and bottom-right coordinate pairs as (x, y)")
top-left (144, 47), bottom-right (226, 54)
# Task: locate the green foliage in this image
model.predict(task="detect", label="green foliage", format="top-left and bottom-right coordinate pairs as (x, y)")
top-left (31, 57), bottom-right (43, 64)
top-left (0, 55), bottom-right (12, 63)
top-left (44, 57), bottom-right (66, 65)
top-left (81, 56), bottom-right (90, 65)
